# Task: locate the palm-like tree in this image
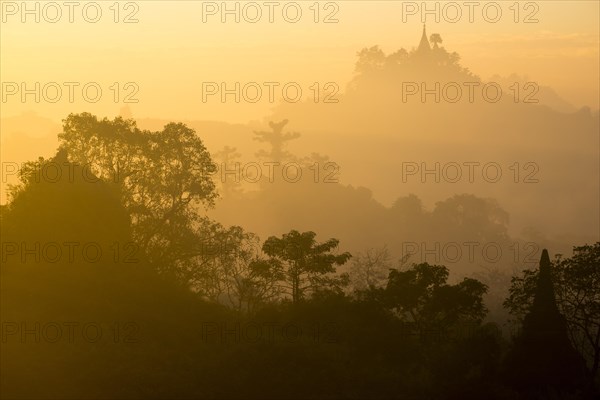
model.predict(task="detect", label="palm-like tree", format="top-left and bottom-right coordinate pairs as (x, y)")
top-left (430, 33), bottom-right (443, 49)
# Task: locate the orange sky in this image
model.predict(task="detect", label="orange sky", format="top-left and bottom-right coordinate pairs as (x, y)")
top-left (1, 1), bottom-right (598, 123)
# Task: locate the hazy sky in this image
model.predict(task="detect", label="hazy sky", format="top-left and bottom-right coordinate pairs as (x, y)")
top-left (2, 0), bottom-right (599, 123)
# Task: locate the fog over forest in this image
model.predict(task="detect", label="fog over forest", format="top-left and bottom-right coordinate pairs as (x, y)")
top-left (1, 2), bottom-right (599, 399)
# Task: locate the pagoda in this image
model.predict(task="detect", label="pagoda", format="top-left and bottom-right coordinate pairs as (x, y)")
top-left (503, 249), bottom-right (589, 394)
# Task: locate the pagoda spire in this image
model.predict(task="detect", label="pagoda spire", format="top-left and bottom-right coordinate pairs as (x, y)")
top-left (531, 249), bottom-right (560, 316)
top-left (502, 249), bottom-right (589, 394)
top-left (417, 24), bottom-right (431, 53)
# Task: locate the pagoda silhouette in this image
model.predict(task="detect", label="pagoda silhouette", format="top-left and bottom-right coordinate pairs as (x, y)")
top-left (415, 24), bottom-right (431, 56)
top-left (503, 249), bottom-right (589, 395)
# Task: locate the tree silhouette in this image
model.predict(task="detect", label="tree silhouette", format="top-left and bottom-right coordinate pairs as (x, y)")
top-left (3, 148), bottom-right (132, 265)
top-left (430, 33), bottom-right (442, 49)
top-left (254, 119), bottom-right (300, 164)
top-left (214, 146), bottom-right (244, 198)
top-left (385, 262), bottom-right (488, 331)
top-left (57, 113), bottom-right (218, 274)
top-left (354, 45), bottom-right (386, 74)
top-left (191, 224), bottom-right (281, 312)
top-left (348, 246), bottom-right (392, 291)
top-left (261, 230), bottom-right (351, 303)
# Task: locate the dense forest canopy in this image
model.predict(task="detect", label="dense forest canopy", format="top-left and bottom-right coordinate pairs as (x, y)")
top-left (1, 24), bottom-right (598, 400)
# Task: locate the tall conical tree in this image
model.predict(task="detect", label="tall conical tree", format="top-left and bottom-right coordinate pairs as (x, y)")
top-left (503, 249), bottom-right (589, 395)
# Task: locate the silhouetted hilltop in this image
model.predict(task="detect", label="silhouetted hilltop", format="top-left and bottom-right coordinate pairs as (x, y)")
top-left (270, 26), bottom-right (598, 134)
top-left (2, 148), bottom-right (131, 258)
